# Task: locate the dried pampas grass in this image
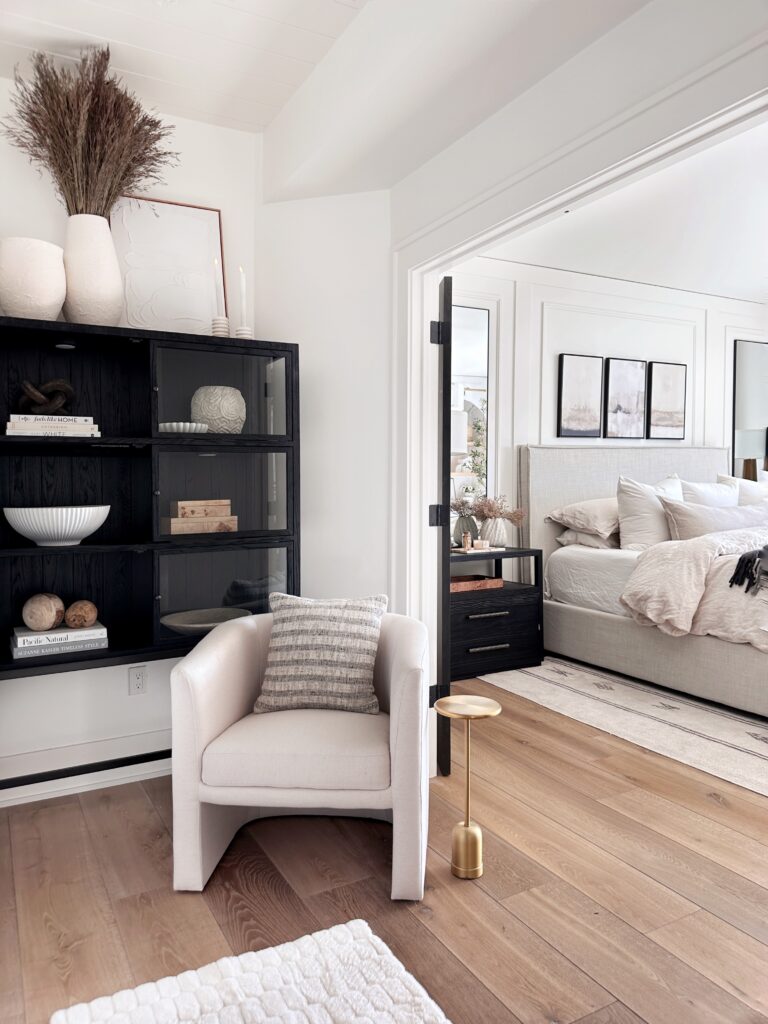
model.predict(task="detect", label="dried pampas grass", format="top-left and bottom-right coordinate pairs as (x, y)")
top-left (3, 47), bottom-right (176, 217)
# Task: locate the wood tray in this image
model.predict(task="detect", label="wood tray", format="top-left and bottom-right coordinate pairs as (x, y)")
top-left (450, 575), bottom-right (504, 593)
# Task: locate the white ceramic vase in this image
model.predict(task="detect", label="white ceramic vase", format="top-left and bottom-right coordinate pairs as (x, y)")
top-left (0, 237), bottom-right (66, 319)
top-left (191, 385), bottom-right (246, 434)
top-left (480, 518), bottom-right (508, 546)
top-left (63, 214), bottom-right (124, 326)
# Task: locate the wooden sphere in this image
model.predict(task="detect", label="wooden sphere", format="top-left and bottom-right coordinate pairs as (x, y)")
top-left (65, 600), bottom-right (98, 629)
top-left (22, 593), bottom-right (65, 631)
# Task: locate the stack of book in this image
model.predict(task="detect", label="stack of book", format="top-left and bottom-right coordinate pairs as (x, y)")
top-left (5, 414), bottom-right (101, 437)
top-left (11, 622), bottom-right (108, 660)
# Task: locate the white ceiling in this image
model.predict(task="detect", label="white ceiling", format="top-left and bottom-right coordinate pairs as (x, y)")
top-left (0, 0), bottom-right (368, 132)
top-left (485, 119), bottom-right (768, 303)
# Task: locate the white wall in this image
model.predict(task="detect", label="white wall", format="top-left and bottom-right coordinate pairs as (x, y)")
top-left (253, 191), bottom-right (391, 599)
top-left (453, 257), bottom-right (766, 516)
top-left (0, 77), bottom-right (260, 805)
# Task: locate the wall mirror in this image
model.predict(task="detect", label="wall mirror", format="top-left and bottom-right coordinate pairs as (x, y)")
top-left (450, 305), bottom-right (490, 501)
top-left (733, 339), bottom-right (768, 480)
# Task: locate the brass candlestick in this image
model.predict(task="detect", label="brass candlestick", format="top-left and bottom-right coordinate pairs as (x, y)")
top-left (435, 693), bottom-right (501, 878)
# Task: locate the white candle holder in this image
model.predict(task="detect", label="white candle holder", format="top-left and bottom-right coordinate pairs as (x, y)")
top-left (235, 326), bottom-right (253, 340)
top-left (211, 316), bottom-right (230, 337)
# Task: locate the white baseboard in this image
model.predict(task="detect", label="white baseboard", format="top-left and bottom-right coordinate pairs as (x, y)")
top-left (0, 758), bottom-right (171, 807)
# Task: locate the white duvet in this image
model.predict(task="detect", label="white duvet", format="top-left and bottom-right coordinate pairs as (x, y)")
top-left (620, 527), bottom-right (768, 653)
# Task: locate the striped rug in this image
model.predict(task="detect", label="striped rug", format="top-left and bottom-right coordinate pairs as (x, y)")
top-left (482, 657), bottom-right (768, 796)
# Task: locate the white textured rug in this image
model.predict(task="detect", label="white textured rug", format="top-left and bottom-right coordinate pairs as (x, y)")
top-left (50, 919), bottom-right (449, 1024)
top-left (482, 657), bottom-right (768, 796)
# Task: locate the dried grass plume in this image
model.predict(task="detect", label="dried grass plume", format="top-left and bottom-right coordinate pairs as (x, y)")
top-left (3, 47), bottom-right (177, 217)
top-left (471, 495), bottom-right (525, 525)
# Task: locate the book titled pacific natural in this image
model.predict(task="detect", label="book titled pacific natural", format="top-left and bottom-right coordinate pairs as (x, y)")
top-left (11, 622), bottom-right (108, 659)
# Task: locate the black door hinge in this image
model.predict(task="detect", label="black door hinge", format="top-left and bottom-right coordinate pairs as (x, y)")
top-left (430, 320), bottom-right (447, 345)
top-left (429, 503), bottom-right (449, 527)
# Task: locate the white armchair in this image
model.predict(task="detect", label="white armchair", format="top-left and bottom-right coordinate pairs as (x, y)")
top-left (171, 611), bottom-right (430, 900)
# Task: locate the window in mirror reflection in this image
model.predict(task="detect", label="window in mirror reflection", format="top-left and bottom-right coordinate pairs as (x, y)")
top-left (451, 305), bottom-right (490, 499)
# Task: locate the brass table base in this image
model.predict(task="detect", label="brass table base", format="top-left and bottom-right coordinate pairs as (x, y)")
top-left (451, 820), bottom-right (483, 878)
top-left (434, 693), bottom-right (502, 881)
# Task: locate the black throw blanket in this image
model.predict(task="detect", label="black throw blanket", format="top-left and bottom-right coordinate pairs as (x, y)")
top-left (729, 546), bottom-right (768, 594)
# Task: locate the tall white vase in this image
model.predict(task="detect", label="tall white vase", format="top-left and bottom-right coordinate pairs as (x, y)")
top-left (0, 237), bottom-right (66, 320)
top-left (63, 214), bottom-right (124, 326)
top-left (479, 518), bottom-right (508, 546)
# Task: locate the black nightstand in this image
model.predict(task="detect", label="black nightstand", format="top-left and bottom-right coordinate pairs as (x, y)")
top-left (449, 546), bottom-right (543, 681)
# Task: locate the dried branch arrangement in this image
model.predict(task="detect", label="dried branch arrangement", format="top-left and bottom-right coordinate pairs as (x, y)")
top-left (471, 495), bottom-right (525, 525)
top-left (450, 497), bottom-right (475, 517)
top-left (3, 47), bottom-right (176, 217)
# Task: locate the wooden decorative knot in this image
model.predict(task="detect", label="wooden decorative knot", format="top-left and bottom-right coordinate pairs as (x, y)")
top-left (17, 379), bottom-right (76, 415)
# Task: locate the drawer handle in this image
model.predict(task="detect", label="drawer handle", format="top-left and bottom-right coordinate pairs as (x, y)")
top-left (467, 610), bottom-right (509, 620)
top-left (469, 643), bottom-right (511, 654)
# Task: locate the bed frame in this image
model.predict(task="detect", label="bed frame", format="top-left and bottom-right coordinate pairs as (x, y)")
top-left (519, 445), bottom-right (768, 718)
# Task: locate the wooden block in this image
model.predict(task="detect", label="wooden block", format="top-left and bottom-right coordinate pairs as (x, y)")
top-left (161, 515), bottom-right (238, 535)
top-left (170, 499), bottom-right (231, 518)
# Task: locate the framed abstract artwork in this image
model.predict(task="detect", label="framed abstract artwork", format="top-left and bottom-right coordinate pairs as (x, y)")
top-left (603, 357), bottom-right (646, 438)
top-left (557, 354), bottom-right (603, 437)
top-left (646, 361), bottom-right (687, 439)
top-left (110, 196), bottom-right (227, 334)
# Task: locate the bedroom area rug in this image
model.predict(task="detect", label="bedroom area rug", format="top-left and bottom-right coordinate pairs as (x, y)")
top-left (50, 919), bottom-right (450, 1024)
top-left (482, 657), bottom-right (768, 796)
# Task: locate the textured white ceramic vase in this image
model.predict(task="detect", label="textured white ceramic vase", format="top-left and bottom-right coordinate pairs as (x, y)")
top-left (0, 237), bottom-right (66, 319)
top-left (479, 518), bottom-right (508, 546)
top-left (191, 385), bottom-right (246, 434)
top-left (63, 214), bottom-right (124, 326)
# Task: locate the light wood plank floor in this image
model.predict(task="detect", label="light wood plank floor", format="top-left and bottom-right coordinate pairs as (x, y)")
top-left (3, 677), bottom-right (768, 1024)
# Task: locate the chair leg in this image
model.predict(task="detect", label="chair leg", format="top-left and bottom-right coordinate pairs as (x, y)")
top-left (173, 799), bottom-right (253, 891)
top-left (390, 796), bottom-right (428, 900)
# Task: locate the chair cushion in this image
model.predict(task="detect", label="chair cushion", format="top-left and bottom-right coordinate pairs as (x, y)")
top-left (202, 708), bottom-right (391, 790)
top-left (254, 593), bottom-right (387, 715)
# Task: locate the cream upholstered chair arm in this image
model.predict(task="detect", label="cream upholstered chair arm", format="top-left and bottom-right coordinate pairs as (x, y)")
top-left (171, 612), bottom-right (273, 760)
top-left (374, 613), bottom-right (430, 899)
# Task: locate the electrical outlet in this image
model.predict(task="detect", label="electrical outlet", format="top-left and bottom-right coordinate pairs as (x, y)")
top-left (128, 664), bottom-right (147, 696)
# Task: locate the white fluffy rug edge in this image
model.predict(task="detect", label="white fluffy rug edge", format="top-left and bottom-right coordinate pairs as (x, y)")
top-left (50, 919), bottom-right (450, 1024)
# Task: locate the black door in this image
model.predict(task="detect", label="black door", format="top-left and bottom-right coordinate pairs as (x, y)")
top-left (430, 276), bottom-right (452, 774)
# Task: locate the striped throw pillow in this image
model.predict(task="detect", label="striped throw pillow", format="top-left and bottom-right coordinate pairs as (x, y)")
top-left (254, 593), bottom-right (388, 714)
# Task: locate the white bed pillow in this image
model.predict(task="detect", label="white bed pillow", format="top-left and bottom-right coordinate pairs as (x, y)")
top-left (717, 474), bottom-right (768, 506)
top-left (617, 475), bottom-right (683, 550)
top-left (661, 497), bottom-right (768, 540)
top-left (680, 479), bottom-right (739, 507)
top-left (545, 497), bottom-right (619, 540)
top-left (556, 529), bottom-right (620, 549)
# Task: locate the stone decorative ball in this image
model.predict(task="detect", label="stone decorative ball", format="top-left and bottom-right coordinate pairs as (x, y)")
top-left (190, 385), bottom-right (246, 434)
top-left (65, 600), bottom-right (98, 629)
top-left (22, 593), bottom-right (65, 631)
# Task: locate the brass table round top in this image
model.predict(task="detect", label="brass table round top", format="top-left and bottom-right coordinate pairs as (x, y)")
top-left (434, 694), bottom-right (502, 720)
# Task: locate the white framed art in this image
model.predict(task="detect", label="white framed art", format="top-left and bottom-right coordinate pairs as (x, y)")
top-left (110, 196), bottom-right (227, 334)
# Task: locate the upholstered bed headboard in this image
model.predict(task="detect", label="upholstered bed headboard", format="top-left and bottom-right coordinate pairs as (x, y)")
top-left (518, 445), bottom-right (730, 563)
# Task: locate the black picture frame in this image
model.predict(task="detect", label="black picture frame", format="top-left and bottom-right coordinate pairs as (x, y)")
top-left (603, 357), bottom-right (647, 439)
top-left (557, 353), bottom-right (603, 438)
top-left (646, 361), bottom-right (687, 439)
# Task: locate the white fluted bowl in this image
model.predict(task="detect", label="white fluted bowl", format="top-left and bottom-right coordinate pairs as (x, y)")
top-left (3, 505), bottom-right (110, 546)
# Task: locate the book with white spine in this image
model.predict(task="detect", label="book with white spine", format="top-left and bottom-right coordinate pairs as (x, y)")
top-left (13, 622), bottom-right (107, 647)
top-left (10, 414), bottom-right (94, 424)
top-left (10, 638), bottom-right (108, 659)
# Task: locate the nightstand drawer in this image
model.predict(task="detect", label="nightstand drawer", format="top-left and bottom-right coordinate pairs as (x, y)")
top-left (451, 633), bottom-right (542, 679)
top-left (451, 589), bottom-right (538, 645)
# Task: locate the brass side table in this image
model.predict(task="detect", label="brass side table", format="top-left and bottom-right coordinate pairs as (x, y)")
top-left (434, 693), bottom-right (502, 878)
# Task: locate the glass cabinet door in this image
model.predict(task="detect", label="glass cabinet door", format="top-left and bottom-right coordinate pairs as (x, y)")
top-left (155, 344), bottom-right (289, 437)
top-left (156, 545), bottom-right (289, 641)
top-left (156, 448), bottom-right (287, 538)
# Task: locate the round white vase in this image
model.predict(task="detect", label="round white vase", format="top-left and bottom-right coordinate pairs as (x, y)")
top-left (63, 214), bottom-right (124, 326)
top-left (191, 386), bottom-right (246, 434)
top-left (480, 518), bottom-right (508, 546)
top-left (0, 237), bottom-right (66, 319)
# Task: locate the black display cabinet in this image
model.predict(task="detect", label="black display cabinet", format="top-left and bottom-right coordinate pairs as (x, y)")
top-left (0, 316), bottom-right (300, 681)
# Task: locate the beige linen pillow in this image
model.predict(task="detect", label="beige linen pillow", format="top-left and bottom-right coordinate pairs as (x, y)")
top-left (617, 476), bottom-right (683, 550)
top-left (680, 479), bottom-right (738, 507)
top-left (661, 497), bottom-right (768, 540)
top-left (555, 529), bottom-right (620, 549)
top-left (254, 592), bottom-right (388, 714)
top-left (717, 474), bottom-right (768, 506)
top-left (545, 497), bottom-right (619, 540)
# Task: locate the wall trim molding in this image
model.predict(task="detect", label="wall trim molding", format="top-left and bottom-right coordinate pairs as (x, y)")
top-left (0, 756), bottom-right (171, 808)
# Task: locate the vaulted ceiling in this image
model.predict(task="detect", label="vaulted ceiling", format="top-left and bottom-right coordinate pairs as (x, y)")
top-left (0, 0), bottom-right (368, 132)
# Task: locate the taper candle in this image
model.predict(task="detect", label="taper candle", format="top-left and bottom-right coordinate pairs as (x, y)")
top-left (239, 265), bottom-right (247, 327)
top-left (213, 256), bottom-right (225, 317)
